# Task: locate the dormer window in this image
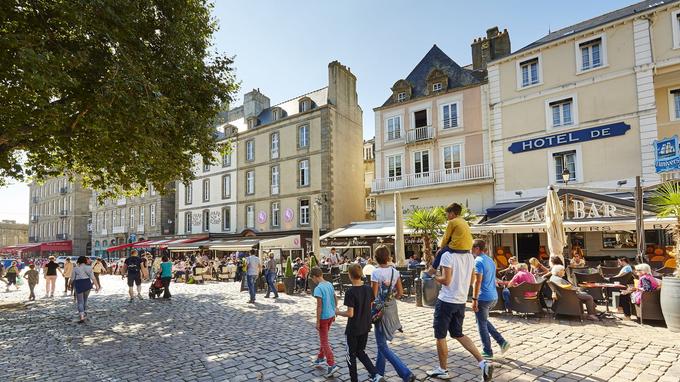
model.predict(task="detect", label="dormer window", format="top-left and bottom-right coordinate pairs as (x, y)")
top-left (272, 108), bottom-right (281, 121)
top-left (247, 117), bottom-right (256, 129)
top-left (391, 79), bottom-right (412, 103)
top-left (397, 92), bottom-right (407, 102)
top-left (299, 97), bottom-right (312, 112)
top-left (432, 83), bottom-right (443, 92)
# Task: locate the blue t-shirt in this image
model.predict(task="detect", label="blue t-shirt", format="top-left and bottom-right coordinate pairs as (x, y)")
top-left (160, 262), bottom-right (173, 278)
top-left (621, 264), bottom-right (633, 274)
top-left (313, 281), bottom-right (336, 320)
top-left (474, 254), bottom-right (498, 302)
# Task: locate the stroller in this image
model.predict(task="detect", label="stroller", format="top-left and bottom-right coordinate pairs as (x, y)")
top-left (149, 273), bottom-right (165, 299)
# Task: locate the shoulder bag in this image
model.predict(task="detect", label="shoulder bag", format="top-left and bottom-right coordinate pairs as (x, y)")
top-left (371, 268), bottom-right (395, 324)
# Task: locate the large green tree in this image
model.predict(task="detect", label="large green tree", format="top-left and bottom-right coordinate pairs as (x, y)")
top-left (0, 0), bottom-right (238, 198)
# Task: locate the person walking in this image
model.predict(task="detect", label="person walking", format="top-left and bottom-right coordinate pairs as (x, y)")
top-left (23, 264), bottom-right (39, 301)
top-left (427, 203), bottom-right (493, 381)
top-left (160, 256), bottom-right (173, 299)
top-left (92, 258), bottom-right (106, 288)
top-left (70, 256), bottom-right (100, 323)
top-left (371, 246), bottom-right (416, 382)
top-left (337, 263), bottom-right (384, 382)
top-left (471, 239), bottom-right (511, 360)
top-left (310, 266), bottom-right (340, 378)
top-left (245, 251), bottom-right (261, 303)
top-left (43, 256), bottom-right (61, 297)
top-left (140, 255), bottom-right (150, 281)
top-left (264, 253), bottom-right (279, 299)
top-left (122, 250), bottom-right (143, 301)
top-left (63, 257), bottom-right (74, 295)
top-left (152, 255), bottom-right (162, 281)
top-left (5, 261), bottom-right (19, 292)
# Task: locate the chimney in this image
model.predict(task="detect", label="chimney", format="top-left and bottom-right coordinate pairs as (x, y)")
top-left (471, 27), bottom-right (511, 70)
top-left (243, 88), bottom-right (270, 119)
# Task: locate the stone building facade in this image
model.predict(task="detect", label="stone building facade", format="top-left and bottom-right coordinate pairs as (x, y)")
top-left (363, 139), bottom-right (376, 220)
top-left (28, 177), bottom-right (92, 256)
top-left (0, 220), bottom-right (28, 247)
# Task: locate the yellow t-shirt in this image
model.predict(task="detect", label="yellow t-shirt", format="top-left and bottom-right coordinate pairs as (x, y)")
top-left (440, 217), bottom-right (473, 251)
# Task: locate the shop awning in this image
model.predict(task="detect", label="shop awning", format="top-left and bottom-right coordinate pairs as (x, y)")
top-left (0, 242), bottom-right (41, 254)
top-left (0, 240), bottom-right (72, 254)
top-left (134, 239), bottom-right (171, 248)
top-left (167, 240), bottom-right (214, 251)
top-left (471, 216), bottom-right (677, 234)
top-left (260, 235), bottom-right (301, 250)
top-left (154, 236), bottom-right (208, 249)
top-left (209, 238), bottom-right (261, 252)
top-left (320, 220), bottom-right (415, 240)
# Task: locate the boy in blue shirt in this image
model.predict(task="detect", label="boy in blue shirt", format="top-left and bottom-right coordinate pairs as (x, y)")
top-left (311, 266), bottom-right (340, 378)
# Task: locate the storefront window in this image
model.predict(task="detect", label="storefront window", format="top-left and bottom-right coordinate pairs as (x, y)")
top-left (602, 231), bottom-right (637, 249)
top-left (570, 232), bottom-right (585, 249)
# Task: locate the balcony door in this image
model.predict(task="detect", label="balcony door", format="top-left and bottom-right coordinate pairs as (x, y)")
top-left (413, 150), bottom-right (430, 182)
top-left (414, 110), bottom-right (428, 128)
top-left (442, 144), bottom-right (463, 180)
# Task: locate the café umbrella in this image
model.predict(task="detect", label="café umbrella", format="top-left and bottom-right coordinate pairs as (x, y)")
top-left (545, 185), bottom-right (566, 264)
top-left (394, 191), bottom-right (406, 266)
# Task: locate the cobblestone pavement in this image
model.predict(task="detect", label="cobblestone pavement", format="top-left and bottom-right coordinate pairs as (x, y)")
top-left (1, 274), bottom-right (679, 382)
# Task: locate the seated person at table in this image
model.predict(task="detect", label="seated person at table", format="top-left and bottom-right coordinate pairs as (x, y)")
top-left (296, 261), bottom-right (310, 291)
top-left (613, 257), bottom-right (633, 278)
top-left (500, 263), bottom-right (536, 312)
top-left (549, 255), bottom-right (563, 267)
top-left (549, 265), bottom-right (599, 321)
top-left (570, 250), bottom-right (586, 268)
top-left (529, 257), bottom-right (550, 279)
top-left (407, 255), bottom-right (419, 269)
top-left (618, 263), bottom-right (660, 320)
top-left (498, 257), bottom-right (518, 281)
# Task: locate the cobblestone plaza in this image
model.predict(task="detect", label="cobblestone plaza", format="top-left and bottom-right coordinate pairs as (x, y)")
top-left (1, 275), bottom-right (679, 382)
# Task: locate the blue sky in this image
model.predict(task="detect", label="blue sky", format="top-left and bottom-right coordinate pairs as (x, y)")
top-left (0, 0), bottom-right (639, 224)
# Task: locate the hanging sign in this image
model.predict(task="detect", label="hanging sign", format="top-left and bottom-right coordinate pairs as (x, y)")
top-left (508, 122), bottom-right (630, 154)
top-left (653, 135), bottom-right (680, 173)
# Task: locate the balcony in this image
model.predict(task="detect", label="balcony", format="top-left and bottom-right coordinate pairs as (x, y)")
top-left (137, 224), bottom-right (145, 233)
top-left (406, 126), bottom-right (434, 144)
top-left (30, 215), bottom-right (39, 223)
top-left (59, 187), bottom-right (68, 195)
top-left (372, 163), bottom-right (493, 193)
top-left (59, 209), bottom-right (68, 217)
top-left (112, 226), bottom-right (127, 234)
top-left (100, 229), bottom-right (108, 236)
top-left (56, 233), bottom-right (68, 240)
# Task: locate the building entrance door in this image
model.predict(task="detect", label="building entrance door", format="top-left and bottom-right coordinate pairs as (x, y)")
top-left (516, 233), bottom-right (540, 262)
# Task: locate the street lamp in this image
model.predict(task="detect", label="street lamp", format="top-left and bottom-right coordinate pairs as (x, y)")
top-left (561, 169), bottom-right (571, 185)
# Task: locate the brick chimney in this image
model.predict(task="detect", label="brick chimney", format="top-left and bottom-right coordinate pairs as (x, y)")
top-left (471, 27), bottom-right (511, 70)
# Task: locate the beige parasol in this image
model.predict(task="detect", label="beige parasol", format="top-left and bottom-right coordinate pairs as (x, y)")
top-left (545, 185), bottom-right (566, 265)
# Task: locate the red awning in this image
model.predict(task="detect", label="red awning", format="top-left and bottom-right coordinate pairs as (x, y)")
top-left (106, 240), bottom-right (152, 253)
top-left (158, 236), bottom-right (208, 249)
top-left (40, 240), bottom-right (72, 252)
top-left (0, 241), bottom-right (71, 254)
top-left (0, 243), bottom-right (41, 254)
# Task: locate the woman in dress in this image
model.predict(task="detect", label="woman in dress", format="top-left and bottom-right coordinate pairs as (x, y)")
top-left (371, 246), bottom-right (416, 382)
top-left (70, 256), bottom-right (100, 323)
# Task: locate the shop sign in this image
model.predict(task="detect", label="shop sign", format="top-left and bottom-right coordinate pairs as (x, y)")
top-left (653, 135), bottom-right (680, 173)
top-left (520, 200), bottom-right (619, 222)
top-left (508, 122), bottom-right (630, 154)
top-left (257, 211), bottom-right (267, 224)
top-left (321, 238), bottom-right (371, 247)
top-left (284, 208), bottom-right (294, 222)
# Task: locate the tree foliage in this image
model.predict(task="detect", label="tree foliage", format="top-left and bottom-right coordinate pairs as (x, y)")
top-left (405, 207), bottom-right (447, 266)
top-left (650, 181), bottom-right (680, 274)
top-left (0, 0), bottom-right (239, 198)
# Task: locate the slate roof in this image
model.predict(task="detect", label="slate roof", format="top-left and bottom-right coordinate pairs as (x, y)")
top-left (381, 44), bottom-right (483, 107)
top-left (514, 0), bottom-right (679, 55)
top-left (256, 87), bottom-right (328, 126)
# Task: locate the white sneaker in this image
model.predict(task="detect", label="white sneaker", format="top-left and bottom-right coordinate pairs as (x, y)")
top-left (137, 294), bottom-right (143, 300)
top-left (481, 361), bottom-right (494, 382)
top-left (427, 366), bottom-right (450, 379)
top-left (372, 375), bottom-right (386, 382)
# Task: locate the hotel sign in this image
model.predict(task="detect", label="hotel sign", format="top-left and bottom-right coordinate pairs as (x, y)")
top-left (508, 122), bottom-right (630, 154)
top-left (653, 135), bottom-right (680, 173)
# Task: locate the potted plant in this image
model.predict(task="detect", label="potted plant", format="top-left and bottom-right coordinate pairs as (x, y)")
top-left (283, 256), bottom-right (296, 295)
top-left (307, 253), bottom-right (319, 295)
top-left (405, 207), bottom-right (447, 268)
top-left (650, 181), bottom-right (680, 332)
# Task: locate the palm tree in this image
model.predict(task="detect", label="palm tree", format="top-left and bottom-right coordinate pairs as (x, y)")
top-left (405, 207), bottom-right (446, 267)
top-left (650, 181), bottom-right (680, 276)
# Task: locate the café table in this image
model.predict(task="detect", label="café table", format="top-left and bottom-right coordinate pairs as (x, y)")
top-left (578, 282), bottom-right (628, 318)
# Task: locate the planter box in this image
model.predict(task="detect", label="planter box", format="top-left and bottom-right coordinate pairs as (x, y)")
top-left (661, 276), bottom-right (680, 332)
top-left (283, 277), bottom-right (296, 295)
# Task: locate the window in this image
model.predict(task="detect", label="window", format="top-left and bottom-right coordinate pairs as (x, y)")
top-left (299, 159), bottom-right (310, 187)
top-left (246, 170), bottom-right (255, 195)
top-left (222, 207), bottom-right (231, 231)
top-left (203, 162), bottom-right (210, 172)
top-left (139, 206), bottom-right (144, 227)
top-left (149, 184), bottom-right (155, 196)
top-left (247, 118), bottom-right (256, 129)
top-left (397, 92), bottom-right (406, 102)
top-left (519, 57), bottom-right (540, 87)
top-left (602, 231), bottom-right (637, 249)
top-left (387, 154), bottom-right (402, 180)
top-left (414, 110), bottom-right (428, 128)
top-left (670, 89), bottom-right (680, 121)
top-left (272, 108), bottom-right (280, 121)
top-left (549, 98), bottom-right (574, 127)
top-left (432, 82), bottom-right (443, 92)
top-left (386, 116), bottom-right (401, 140)
top-left (579, 38), bottom-right (602, 71)
top-left (222, 152), bottom-right (231, 167)
top-left (271, 202), bottom-right (280, 227)
top-left (298, 125), bottom-right (309, 148)
top-left (222, 174), bottom-right (231, 199)
top-left (443, 144), bottom-right (462, 172)
top-left (129, 207), bottom-right (135, 227)
top-left (442, 103), bottom-right (459, 129)
top-left (413, 150), bottom-right (430, 176)
top-left (364, 145), bottom-right (374, 160)
top-left (246, 139), bottom-right (255, 161)
top-left (111, 210), bottom-right (115, 228)
top-left (150, 204), bottom-right (156, 226)
top-left (299, 199), bottom-right (310, 225)
top-left (271, 165), bottom-right (280, 195)
top-left (246, 205), bottom-right (254, 228)
top-left (673, 10), bottom-right (680, 49)
top-left (185, 212), bottom-right (192, 233)
top-left (365, 197), bottom-right (376, 212)
top-left (553, 150), bottom-right (577, 183)
top-left (202, 210), bottom-right (210, 232)
top-left (185, 183), bottom-right (192, 205)
top-left (120, 209), bottom-right (125, 226)
top-left (202, 179), bottom-right (210, 202)
top-left (271, 132), bottom-right (279, 159)
top-left (300, 100), bottom-right (310, 112)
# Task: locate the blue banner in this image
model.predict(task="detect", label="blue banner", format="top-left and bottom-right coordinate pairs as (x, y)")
top-left (508, 122), bottom-right (631, 154)
top-left (654, 135), bottom-right (680, 173)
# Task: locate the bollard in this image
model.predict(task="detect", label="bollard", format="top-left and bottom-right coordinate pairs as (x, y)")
top-left (415, 277), bottom-right (423, 307)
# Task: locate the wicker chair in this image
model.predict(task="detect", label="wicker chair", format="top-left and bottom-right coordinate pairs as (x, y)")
top-left (608, 272), bottom-right (634, 286)
top-left (508, 282), bottom-right (543, 316)
top-left (600, 266), bottom-right (623, 277)
top-left (635, 289), bottom-right (665, 325)
top-left (547, 281), bottom-right (584, 321)
top-left (574, 272), bottom-right (606, 302)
